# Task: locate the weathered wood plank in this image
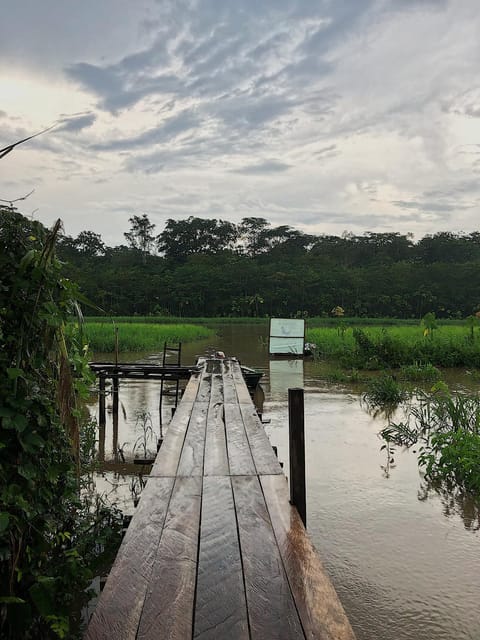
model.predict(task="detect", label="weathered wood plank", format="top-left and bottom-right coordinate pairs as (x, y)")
top-left (193, 477), bottom-right (249, 640)
top-left (84, 478), bottom-right (175, 640)
top-left (209, 359), bottom-right (224, 406)
top-left (224, 403), bottom-right (256, 476)
top-left (222, 359), bottom-right (238, 404)
top-left (238, 403), bottom-right (283, 475)
top-left (137, 476), bottom-right (202, 640)
top-left (231, 475), bottom-right (305, 639)
top-left (261, 475), bottom-right (356, 640)
top-left (180, 367), bottom-right (201, 402)
top-left (149, 401), bottom-right (193, 476)
top-left (196, 360), bottom-right (214, 403)
top-left (176, 401), bottom-right (208, 476)
top-left (203, 401), bottom-right (229, 476)
top-left (231, 361), bottom-right (252, 403)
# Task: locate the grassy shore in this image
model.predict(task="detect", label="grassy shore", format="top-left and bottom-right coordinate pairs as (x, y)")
top-left (83, 322), bottom-right (214, 352)
top-left (306, 325), bottom-right (480, 368)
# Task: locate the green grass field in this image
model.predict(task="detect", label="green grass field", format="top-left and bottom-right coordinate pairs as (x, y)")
top-left (83, 322), bottom-right (214, 352)
top-left (306, 324), bottom-right (480, 368)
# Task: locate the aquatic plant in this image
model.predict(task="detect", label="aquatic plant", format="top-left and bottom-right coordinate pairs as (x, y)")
top-left (381, 388), bottom-right (480, 495)
top-left (133, 409), bottom-right (154, 458)
top-left (363, 374), bottom-right (408, 409)
top-left (399, 362), bottom-right (442, 382)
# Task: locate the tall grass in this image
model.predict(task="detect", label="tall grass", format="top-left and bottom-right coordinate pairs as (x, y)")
top-left (84, 316), bottom-right (268, 325)
top-left (307, 325), bottom-right (480, 368)
top-left (83, 322), bottom-right (214, 352)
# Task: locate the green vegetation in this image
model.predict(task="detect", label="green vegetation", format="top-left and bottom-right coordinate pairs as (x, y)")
top-left (84, 322), bottom-right (214, 352)
top-left (84, 315), bottom-right (269, 326)
top-left (363, 374), bottom-right (408, 409)
top-left (0, 209), bottom-right (121, 638)
top-left (57, 215), bottom-right (480, 319)
top-left (306, 323), bottom-right (480, 368)
top-left (381, 387), bottom-right (480, 495)
top-left (399, 362), bottom-right (442, 382)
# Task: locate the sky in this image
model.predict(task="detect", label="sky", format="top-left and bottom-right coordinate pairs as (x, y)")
top-left (1, 0), bottom-right (480, 246)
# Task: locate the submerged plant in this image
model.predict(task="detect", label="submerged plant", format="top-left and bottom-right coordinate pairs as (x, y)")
top-left (363, 374), bottom-right (408, 410)
top-left (133, 409), bottom-right (154, 458)
top-left (399, 362), bottom-right (442, 382)
top-left (381, 387), bottom-right (480, 495)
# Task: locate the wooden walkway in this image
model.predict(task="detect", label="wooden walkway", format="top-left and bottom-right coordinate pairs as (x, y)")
top-left (85, 358), bottom-right (355, 640)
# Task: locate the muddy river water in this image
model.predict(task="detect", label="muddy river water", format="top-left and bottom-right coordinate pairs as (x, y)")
top-left (91, 323), bottom-right (480, 640)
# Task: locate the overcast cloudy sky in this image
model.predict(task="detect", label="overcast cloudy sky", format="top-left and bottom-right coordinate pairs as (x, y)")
top-left (1, 0), bottom-right (480, 245)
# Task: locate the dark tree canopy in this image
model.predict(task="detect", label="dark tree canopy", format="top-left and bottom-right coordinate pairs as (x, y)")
top-left (157, 216), bottom-right (238, 260)
top-left (51, 213), bottom-right (480, 319)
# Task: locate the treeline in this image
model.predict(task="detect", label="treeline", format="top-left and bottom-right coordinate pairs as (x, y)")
top-left (55, 214), bottom-right (480, 318)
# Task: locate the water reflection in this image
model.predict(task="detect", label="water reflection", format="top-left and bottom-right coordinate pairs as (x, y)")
top-left (269, 358), bottom-right (304, 398)
top-left (418, 482), bottom-right (480, 532)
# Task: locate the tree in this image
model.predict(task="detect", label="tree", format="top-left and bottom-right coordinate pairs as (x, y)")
top-left (124, 214), bottom-right (156, 263)
top-left (157, 217), bottom-right (238, 261)
top-left (238, 217), bottom-right (270, 256)
top-left (74, 230), bottom-right (105, 256)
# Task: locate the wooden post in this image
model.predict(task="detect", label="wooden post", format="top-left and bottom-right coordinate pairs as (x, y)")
top-left (98, 375), bottom-right (106, 462)
top-left (288, 387), bottom-right (306, 527)
top-left (112, 375), bottom-right (119, 461)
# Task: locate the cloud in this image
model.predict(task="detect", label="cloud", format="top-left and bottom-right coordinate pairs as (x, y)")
top-left (232, 160), bottom-right (291, 175)
top-left (2, 0), bottom-right (480, 244)
top-left (57, 112), bottom-right (96, 132)
top-left (91, 110), bottom-right (199, 152)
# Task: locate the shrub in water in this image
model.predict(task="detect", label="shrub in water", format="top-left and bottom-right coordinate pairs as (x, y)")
top-left (363, 374), bottom-right (408, 409)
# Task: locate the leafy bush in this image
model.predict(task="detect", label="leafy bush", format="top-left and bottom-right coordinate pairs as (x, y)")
top-left (0, 209), bottom-right (121, 638)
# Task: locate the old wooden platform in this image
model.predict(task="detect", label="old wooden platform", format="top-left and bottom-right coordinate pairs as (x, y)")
top-left (85, 358), bottom-right (355, 640)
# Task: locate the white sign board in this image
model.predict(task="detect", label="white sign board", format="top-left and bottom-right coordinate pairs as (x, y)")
top-left (269, 318), bottom-right (305, 355)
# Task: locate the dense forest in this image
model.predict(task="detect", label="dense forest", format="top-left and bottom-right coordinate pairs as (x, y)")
top-left (47, 213), bottom-right (480, 318)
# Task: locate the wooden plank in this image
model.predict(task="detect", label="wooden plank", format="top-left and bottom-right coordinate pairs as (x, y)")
top-left (261, 475), bottom-right (356, 640)
top-left (84, 478), bottom-right (175, 640)
top-left (230, 360), bottom-right (252, 404)
top-left (224, 403), bottom-right (256, 476)
top-left (181, 368), bottom-right (201, 402)
top-left (193, 477), bottom-right (249, 640)
top-left (204, 401), bottom-right (229, 476)
top-left (209, 360), bottom-right (224, 407)
top-left (196, 360), bottom-right (213, 403)
top-left (149, 401), bottom-right (193, 476)
top-left (176, 401), bottom-right (208, 476)
top-left (137, 476), bottom-right (202, 640)
top-left (231, 475), bottom-right (305, 639)
top-left (238, 403), bottom-right (283, 475)
top-left (222, 359), bottom-right (238, 404)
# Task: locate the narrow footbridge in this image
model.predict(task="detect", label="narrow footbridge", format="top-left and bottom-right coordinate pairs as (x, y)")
top-left (85, 358), bottom-right (355, 640)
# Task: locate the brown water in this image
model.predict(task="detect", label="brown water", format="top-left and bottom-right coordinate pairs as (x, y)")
top-left (91, 324), bottom-right (480, 640)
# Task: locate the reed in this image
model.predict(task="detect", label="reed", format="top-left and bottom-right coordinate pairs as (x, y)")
top-left (83, 322), bottom-right (214, 352)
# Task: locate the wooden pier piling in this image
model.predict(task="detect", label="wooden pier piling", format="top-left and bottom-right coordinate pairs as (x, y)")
top-left (288, 387), bottom-right (307, 527)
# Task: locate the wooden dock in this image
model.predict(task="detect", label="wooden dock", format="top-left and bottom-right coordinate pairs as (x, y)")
top-left (85, 358), bottom-right (355, 640)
